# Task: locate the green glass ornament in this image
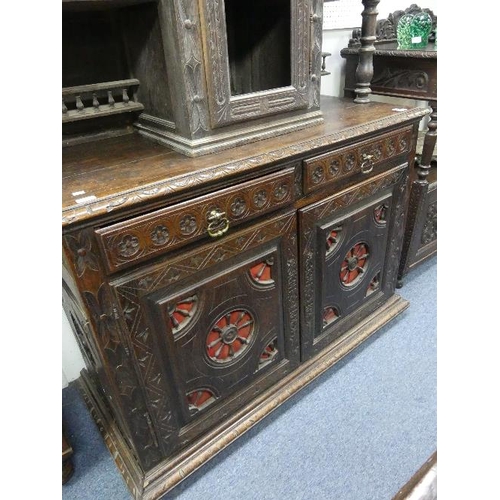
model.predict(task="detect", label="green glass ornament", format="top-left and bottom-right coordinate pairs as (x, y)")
top-left (397, 12), bottom-right (432, 49)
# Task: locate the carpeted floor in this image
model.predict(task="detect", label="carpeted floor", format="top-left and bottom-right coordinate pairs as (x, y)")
top-left (62, 256), bottom-right (437, 500)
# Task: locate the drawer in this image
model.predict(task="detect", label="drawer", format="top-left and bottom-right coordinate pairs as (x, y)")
top-left (303, 126), bottom-right (412, 194)
top-left (95, 167), bottom-right (295, 273)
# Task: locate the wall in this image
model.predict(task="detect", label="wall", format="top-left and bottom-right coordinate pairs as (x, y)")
top-left (62, 0), bottom-right (438, 388)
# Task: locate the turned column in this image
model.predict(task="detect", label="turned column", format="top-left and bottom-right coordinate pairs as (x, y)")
top-left (418, 100), bottom-right (437, 181)
top-left (354, 0), bottom-right (380, 103)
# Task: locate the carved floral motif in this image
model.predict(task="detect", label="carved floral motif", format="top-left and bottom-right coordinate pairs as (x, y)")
top-left (253, 190), bottom-right (268, 208)
top-left (64, 232), bottom-right (99, 277)
top-left (274, 183), bottom-right (290, 201)
top-left (150, 225), bottom-right (169, 246)
top-left (179, 215), bottom-right (198, 235)
top-left (230, 197), bottom-right (246, 216)
top-left (118, 234), bottom-right (140, 258)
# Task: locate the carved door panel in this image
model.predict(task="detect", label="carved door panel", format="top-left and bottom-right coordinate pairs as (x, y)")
top-left (299, 164), bottom-right (409, 360)
top-left (109, 209), bottom-right (299, 456)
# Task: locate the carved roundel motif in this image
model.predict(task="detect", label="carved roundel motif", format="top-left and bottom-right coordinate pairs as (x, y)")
top-left (366, 272), bottom-right (381, 296)
top-left (322, 306), bottom-right (340, 328)
top-left (326, 226), bottom-right (343, 256)
top-left (312, 166), bottom-right (325, 184)
top-left (344, 153), bottom-right (357, 172)
top-left (329, 158), bottom-right (341, 176)
top-left (150, 224), bottom-right (170, 246)
top-left (374, 203), bottom-right (389, 224)
top-left (179, 214), bottom-right (198, 235)
top-left (249, 259), bottom-right (274, 285)
top-left (386, 138), bottom-right (396, 156)
top-left (117, 233), bottom-right (140, 258)
top-left (230, 196), bottom-right (247, 217)
top-left (206, 310), bottom-right (255, 364)
top-left (339, 243), bottom-right (370, 286)
top-left (274, 183), bottom-right (289, 201)
top-left (168, 295), bottom-right (198, 334)
top-left (253, 189), bottom-right (268, 208)
top-left (186, 388), bottom-right (216, 412)
top-left (373, 143), bottom-right (383, 160)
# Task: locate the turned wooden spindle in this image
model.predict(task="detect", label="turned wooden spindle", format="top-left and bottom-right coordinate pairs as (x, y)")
top-left (92, 92), bottom-right (100, 109)
top-left (62, 98), bottom-right (68, 114)
top-left (107, 90), bottom-right (115, 107)
top-left (122, 88), bottom-right (130, 104)
top-left (354, 0), bottom-right (380, 104)
top-left (417, 100), bottom-right (437, 182)
top-left (75, 95), bottom-right (84, 111)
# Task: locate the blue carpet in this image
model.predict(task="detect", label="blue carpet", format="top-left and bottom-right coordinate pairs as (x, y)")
top-left (63, 256), bottom-right (436, 500)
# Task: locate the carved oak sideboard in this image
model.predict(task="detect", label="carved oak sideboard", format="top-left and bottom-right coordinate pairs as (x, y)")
top-left (62, 97), bottom-right (428, 499)
top-left (341, 5), bottom-right (437, 283)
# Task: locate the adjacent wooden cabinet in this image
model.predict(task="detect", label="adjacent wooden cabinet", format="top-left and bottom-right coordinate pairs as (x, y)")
top-left (62, 98), bottom-right (428, 499)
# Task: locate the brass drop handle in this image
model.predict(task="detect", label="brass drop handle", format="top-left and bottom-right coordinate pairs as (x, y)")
top-left (361, 153), bottom-right (374, 174)
top-left (207, 209), bottom-right (230, 238)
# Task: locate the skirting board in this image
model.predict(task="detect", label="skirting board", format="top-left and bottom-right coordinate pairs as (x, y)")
top-left (79, 293), bottom-right (409, 500)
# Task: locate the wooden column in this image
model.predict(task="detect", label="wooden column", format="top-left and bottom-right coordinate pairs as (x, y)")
top-left (419, 100), bottom-right (437, 178)
top-left (354, 0), bottom-right (380, 103)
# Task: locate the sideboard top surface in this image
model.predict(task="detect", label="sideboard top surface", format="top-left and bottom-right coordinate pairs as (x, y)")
top-left (62, 97), bottom-right (428, 228)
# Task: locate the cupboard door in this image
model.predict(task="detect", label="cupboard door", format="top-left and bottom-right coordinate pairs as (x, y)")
top-left (299, 164), bottom-right (409, 360)
top-left (109, 209), bottom-right (299, 456)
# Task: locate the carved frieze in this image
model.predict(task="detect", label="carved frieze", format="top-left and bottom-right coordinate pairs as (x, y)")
top-left (372, 68), bottom-right (429, 92)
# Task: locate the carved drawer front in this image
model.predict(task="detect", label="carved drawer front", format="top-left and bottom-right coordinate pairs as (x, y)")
top-left (109, 209), bottom-right (299, 457)
top-left (96, 167), bottom-right (295, 273)
top-left (303, 126), bottom-right (412, 194)
top-left (299, 163), bottom-right (409, 360)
